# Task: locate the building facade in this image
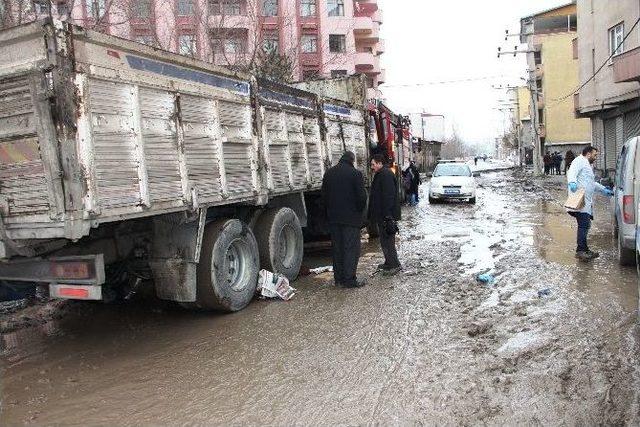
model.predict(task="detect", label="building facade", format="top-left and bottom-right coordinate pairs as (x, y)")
top-left (0, 0), bottom-right (385, 99)
top-left (520, 2), bottom-right (592, 174)
top-left (575, 0), bottom-right (640, 175)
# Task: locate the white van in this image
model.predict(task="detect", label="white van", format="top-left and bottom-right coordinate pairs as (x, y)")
top-left (613, 136), bottom-right (640, 265)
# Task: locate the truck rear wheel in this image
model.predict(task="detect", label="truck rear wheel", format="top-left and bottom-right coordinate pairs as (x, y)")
top-left (195, 219), bottom-right (259, 312)
top-left (254, 208), bottom-right (303, 281)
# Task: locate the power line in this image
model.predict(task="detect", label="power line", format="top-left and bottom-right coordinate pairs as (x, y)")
top-left (383, 75), bottom-right (507, 88)
top-left (550, 15), bottom-right (640, 105)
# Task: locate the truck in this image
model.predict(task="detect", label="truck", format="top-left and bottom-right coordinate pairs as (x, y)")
top-left (0, 19), bottom-right (377, 312)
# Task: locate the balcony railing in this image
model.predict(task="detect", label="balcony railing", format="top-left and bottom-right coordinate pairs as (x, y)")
top-left (353, 1), bottom-right (378, 17)
top-left (613, 46), bottom-right (640, 83)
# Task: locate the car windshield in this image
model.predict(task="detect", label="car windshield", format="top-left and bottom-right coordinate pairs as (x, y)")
top-left (434, 164), bottom-right (471, 177)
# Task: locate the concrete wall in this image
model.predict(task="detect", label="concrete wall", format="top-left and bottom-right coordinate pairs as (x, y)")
top-left (576, 0), bottom-right (640, 110)
top-left (540, 32), bottom-right (592, 144)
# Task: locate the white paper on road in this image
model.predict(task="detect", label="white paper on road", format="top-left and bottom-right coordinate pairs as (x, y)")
top-left (257, 270), bottom-right (296, 301)
top-left (309, 266), bottom-right (333, 274)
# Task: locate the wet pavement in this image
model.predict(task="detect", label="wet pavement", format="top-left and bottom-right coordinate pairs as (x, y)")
top-left (1, 170), bottom-right (639, 425)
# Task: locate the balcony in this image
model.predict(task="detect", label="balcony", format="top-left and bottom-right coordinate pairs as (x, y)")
top-left (538, 123), bottom-right (546, 138)
top-left (377, 68), bottom-right (386, 84)
top-left (353, 19), bottom-right (380, 43)
top-left (613, 46), bottom-right (640, 83)
top-left (372, 9), bottom-right (383, 24)
top-left (354, 52), bottom-right (380, 73)
top-left (354, 1), bottom-right (378, 17)
top-left (376, 40), bottom-right (385, 55)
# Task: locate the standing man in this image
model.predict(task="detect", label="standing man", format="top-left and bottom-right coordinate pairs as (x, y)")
top-left (555, 152), bottom-right (563, 175)
top-left (322, 151), bottom-right (367, 288)
top-left (543, 152), bottom-right (551, 175)
top-left (565, 149), bottom-right (576, 174)
top-left (409, 160), bottom-right (422, 204)
top-left (369, 154), bottom-right (402, 275)
top-left (567, 146), bottom-right (614, 261)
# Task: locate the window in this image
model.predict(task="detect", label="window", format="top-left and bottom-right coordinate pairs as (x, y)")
top-left (225, 38), bottom-right (244, 53)
top-left (533, 51), bottom-right (542, 65)
top-left (209, 0), bottom-right (243, 16)
top-left (329, 34), bottom-right (346, 53)
top-left (177, 0), bottom-right (195, 16)
top-left (300, 0), bottom-right (316, 17)
top-left (300, 34), bottom-right (317, 53)
top-left (85, 0), bottom-right (106, 19)
top-left (262, 0), bottom-right (277, 16)
top-left (303, 69), bottom-right (319, 80)
top-left (331, 70), bottom-right (347, 78)
top-left (135, 35), bottom-right (156, 46)
top-left (327, 0), bottom-right (344, 17)
top-left (365, 76), bottom-right (374, 88)
top-left (609, 23), bottom-right (624, 56)
top-left (262, 33), bottom-right (279, 53)
top-left (132, 0), bottom-right (152, 18)
top-left (57, 2), bottom-right (70, 16)
top-left (33, 0), bottom-right (50, 14)
top-left (179, 34), bottom-right (197, 56)
top-left (212, 31), bottom-right (247, 55)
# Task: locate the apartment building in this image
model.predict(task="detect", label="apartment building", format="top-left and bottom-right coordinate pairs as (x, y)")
top-left (0, 0), bottom-right (385, 99)
top-left (575, 0), bottom-right (640, 175)
top-left (520, 1), bottom-right (592, 173)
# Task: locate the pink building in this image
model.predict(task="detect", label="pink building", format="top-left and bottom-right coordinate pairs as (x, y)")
top-left (2, 0), bottom-right (384, 99)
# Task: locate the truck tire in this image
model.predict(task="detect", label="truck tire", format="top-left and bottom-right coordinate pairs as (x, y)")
top-left (254, 208), bottom-right (303, 281)
top-left (195, 219), bottom-right (259, 312)
top-left (618, 233), bottom-right (636, 266)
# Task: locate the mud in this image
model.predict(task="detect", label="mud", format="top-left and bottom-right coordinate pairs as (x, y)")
top-left (1, 170), bottom-right (639, 425)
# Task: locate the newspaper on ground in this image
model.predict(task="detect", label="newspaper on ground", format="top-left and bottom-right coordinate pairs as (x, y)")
top-left (257, 270), bottom-right (296, 301)
top-left (309, 266), bottom-right (333, 275)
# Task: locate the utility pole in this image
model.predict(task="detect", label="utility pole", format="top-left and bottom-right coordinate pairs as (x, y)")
top-left (497, 38), bottom-right (542, 175)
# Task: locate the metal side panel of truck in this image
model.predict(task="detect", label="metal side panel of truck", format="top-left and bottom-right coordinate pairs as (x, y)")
top-left (0, 20), bottom-right (369, 311)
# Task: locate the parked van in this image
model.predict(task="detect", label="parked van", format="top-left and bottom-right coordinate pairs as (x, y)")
top-left (613, 136), bottom-right (640, 265)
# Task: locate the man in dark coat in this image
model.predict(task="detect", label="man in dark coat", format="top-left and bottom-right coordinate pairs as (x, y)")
top-left (408, 160), bottom-right (421, 204)
top-left (322, 151), bottom-right (367, 288)
top-left (565, 149), bottom-right (576, 174)
top-left (368, 154), bottom-right (402, 276)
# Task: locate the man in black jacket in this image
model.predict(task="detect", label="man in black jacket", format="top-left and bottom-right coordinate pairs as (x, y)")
top-left (322, 151), bottom-right (367, 288)
top-left (368, 154), bottom-right (402, 275)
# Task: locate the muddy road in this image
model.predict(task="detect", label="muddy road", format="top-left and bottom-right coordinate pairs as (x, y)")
top-left (1, 170), bottom-right (639, 425)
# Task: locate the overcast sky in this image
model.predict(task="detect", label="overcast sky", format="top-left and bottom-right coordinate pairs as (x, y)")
top-left (380, 0), bottom-right (569, 151)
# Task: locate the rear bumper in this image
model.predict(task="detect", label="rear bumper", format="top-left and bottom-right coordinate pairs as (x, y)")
top-left (0, 254), bottom-right (105, 285)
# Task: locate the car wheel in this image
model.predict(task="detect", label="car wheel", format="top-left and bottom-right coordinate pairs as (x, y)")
top-left (429, 196), bottom-right (438, 204)
top-left (618, 233), bottom-right (636, 266)
top-left (469, 197), bottom-right (476, 204)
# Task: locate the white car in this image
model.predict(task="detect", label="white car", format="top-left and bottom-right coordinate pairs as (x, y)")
top-left (428, 162), bottom-right (478, 204)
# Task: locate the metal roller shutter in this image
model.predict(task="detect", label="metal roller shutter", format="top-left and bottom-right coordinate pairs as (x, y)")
top-left (604, 118), bottom-right (617, 171)
top-left (624, 109), bottom-right (640, 142)
top-left (591, 117), bottom-right (605, 171)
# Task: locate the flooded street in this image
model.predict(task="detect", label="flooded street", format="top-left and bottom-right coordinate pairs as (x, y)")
top-left (1, 170), bottom-right (639, 425)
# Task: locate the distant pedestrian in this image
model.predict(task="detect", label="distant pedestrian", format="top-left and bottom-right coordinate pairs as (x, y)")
top-left (369, 154), bottom-right (402, 276)
top-left (474, 157), bottom-right (478, 166)
top-left (565, 150), bottom-right (576, 174)
top-left (543, 153), bottom-right (552, 175)
top-left (554, 152), bottom-right (563, 175)
top-left (566, 146), bottom-right (614, 261)
top-left (404, 161), bottom-right (421, 206)
top-left (322, 151), bottom-right (367, 288)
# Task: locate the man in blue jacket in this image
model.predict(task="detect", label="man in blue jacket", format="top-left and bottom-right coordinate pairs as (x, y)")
top-left (567, 146), bottom-right (614, 261)
top-left (322, 151), bottom-right (367, 288)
